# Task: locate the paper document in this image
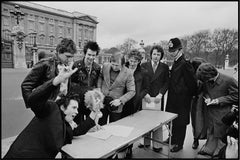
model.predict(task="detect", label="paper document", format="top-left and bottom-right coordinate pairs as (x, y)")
top-left (103, 125), bottom-right (134, 137)
top-left (142, 98), bottom-right (161, 110)
top-left (87, 129), bottom-right (112, 140)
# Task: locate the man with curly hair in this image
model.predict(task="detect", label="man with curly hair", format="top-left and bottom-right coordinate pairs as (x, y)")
top-left (70, 41), bottom-right (101, 124)
top-left (21, 38), bottom-right (77, 109)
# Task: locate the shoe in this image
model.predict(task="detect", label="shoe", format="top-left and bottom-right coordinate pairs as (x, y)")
top-left (198, 150), bottom-right (212, 156)
top-left (153, 147), bottom-right (162, 152)
top-left (170, 145), bottom-right (183, 152)
top-left (192, 139), bottom-right (199, 149)
top-left (138, 144), bottom-right (150, 148)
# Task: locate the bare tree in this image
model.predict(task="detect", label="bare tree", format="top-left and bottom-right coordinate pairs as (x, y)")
top-left (117, 38), bottom-right (138, 55)
top-left (186, 30), bottom-right (211, 60)
top-left (211, 28), bottom-right (238, 67)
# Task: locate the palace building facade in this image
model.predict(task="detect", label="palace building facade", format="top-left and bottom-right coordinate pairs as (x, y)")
top-left (1, 1), bottom-right (98, 68)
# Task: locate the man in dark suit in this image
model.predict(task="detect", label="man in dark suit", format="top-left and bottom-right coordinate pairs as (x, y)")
top-left (165, 38), bottom-right (198, 152)
top-left (139, 45), bottom-right (169, 152)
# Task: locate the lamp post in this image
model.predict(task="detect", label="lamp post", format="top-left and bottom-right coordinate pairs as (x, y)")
top-left (10, 5), bottom-right (25, 25)
top-left (31, 31), bottom-right (38, 65)
top-left (139, 40), bottom-right (146, 63)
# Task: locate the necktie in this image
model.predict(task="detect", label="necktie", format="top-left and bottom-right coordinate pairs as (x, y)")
top-left (153, 63), bottom-right (157, 73)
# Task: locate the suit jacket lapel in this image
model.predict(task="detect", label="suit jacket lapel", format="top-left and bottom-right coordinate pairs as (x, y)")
top-left (146, 62), bottom-right (154, 75)
top-left (152, 63), bottom-right (163, 82)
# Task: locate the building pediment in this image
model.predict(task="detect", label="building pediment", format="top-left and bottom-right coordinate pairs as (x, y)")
top-left (77, 15), bottom-right (98, 24)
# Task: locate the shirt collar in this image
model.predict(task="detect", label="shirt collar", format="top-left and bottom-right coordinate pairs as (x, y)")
top-left (151, 60), bottom-right (159, 66)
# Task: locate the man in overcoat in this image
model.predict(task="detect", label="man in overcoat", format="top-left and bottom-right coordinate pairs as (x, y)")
top-left (165, 37), bottom-right (198, 152)
top-left (196, 63), bottom-right (238, 157)
top-left (139, 45), bottom-right (169, 152)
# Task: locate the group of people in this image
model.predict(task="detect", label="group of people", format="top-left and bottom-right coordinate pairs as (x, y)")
top-left (4, 36), bottom-right (238, 159)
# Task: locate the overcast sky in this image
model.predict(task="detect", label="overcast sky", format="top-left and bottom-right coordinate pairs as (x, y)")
top-left (32, 1), bottom-right (238, 49)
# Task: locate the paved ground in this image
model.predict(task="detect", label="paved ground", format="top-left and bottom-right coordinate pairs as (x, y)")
top-left (1, 68), bottom-right (236, 158)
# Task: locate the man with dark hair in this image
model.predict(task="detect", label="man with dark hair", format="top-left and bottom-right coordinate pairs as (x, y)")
top-left (70, 41), bottom-right (101, 124)
top-left (196, 63), bottom-right (238, 157)
top-left (38, 51), bottom-right (55, 62)
top-left (165, 37), bottom-right (198, 152)
top-left (97, 52), bottom-right (135, 125)
top-left (4, 67), bottom-right (98, 158)
top-left (21, 38), bottom-right (77, 109)
top-left (139, 45), bottom-right (169, 152)
top-left (38, 51), bottom-right (47, 61)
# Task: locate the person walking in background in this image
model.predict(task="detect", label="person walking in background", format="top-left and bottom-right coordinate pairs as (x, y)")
top-left (190, 57), bottom-right (208, 150)
top-left (121, 49), bottom-right (150, 157)
top-left (70, 41), bottom-right (101, 124)
top-left (4, 63), bottom-right (99, 158)
top-left (97, 52), bottom-right (135, 125)
top-left (165, 37), bottom-right (198, 152)
top-left (139, 45), bottom-right (169, 152)
top-left (21, 38), bottom-right (77, 109)
top-left (196, 63), bottom-right (238, 157)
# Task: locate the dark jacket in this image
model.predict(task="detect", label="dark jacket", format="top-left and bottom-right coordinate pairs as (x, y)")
top-left (70, 59), bottom-right (101, 113)
top-left (122, 63), bottom-right (150, 117)
top-left (4, 78), bottom-right (95, 158)
top-left (166, 55), bottom-right (198, 125)
top-left (202, 73), bottom-right (238, 137)
top-left (141, 61), bottom-right (169, 110)
top-left (21, 57), bottom-right (61, 108)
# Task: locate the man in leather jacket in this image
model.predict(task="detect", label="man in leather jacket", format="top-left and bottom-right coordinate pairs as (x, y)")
top-left (21, 38), bottom-right (77, 109)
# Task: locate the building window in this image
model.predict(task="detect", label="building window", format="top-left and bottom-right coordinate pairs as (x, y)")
top-left (59, 26), bottom-right (63, 34)
top-left (49, 36), bottom-right (54, 46)
top-left (3, 16), bottom-right (9, 27)
top-left (29, 21), bottom-right (34, 31)
top-left (2, 29), bottom-right (11, 41)
top-left (39, 23), bottom-right (44, 32)
top-left (39, 35), bottom-right (45, 45)
top-left (50, 24), bottom-right (54, 33)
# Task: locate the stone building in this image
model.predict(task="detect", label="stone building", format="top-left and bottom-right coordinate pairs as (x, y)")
top-left (1, 1), bottom-right (98, 68)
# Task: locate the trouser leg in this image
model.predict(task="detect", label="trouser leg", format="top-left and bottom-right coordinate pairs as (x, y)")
top-left (143, 132), bottom-right (151, 146)
top-left (172, 123), bottom-right (187, 146)
top-left (153, 126), bottom-right (163, 148)
top-left (202, 133), bottom-right (218, 155)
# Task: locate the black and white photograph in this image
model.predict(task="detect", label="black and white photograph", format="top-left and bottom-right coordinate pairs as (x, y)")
top-left (1, 1), bottom-right (238, 159)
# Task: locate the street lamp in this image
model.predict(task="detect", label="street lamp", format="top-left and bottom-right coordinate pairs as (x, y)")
top-left (139, 40), bottom-right (146, 62)
top-left (10, 5), bottom-right (25, 25)
top-left (31, 31), bottom-right (38, 65)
